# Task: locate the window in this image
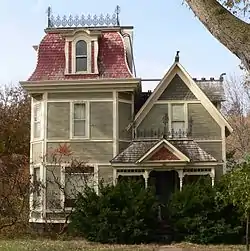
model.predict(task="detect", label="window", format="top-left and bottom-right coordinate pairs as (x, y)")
top-left (33, 103), bottom-right (41, 139)
top-left (72, 103), bottom-right (87, 137)
top-left (76, 40), bottom-right (87, 72)
top-left (64, 166), bottom-right (94, 208)
top-left (171, 104), bottom-right (185, 135)
top-left (33, 167), bottom-right (41, 209)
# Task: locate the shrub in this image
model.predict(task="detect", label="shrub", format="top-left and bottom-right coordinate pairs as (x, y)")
top-left (69, 180), bottom-right (160, 244)
top-left (167, 177), bottom-right (243, 244)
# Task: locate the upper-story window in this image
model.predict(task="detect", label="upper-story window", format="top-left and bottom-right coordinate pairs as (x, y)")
top-left (33, 103), bottom-right (41, 139)
top-left (72, 102), bottom-right (88, 138)
top-left (76, 40), bottom-right (87, 72)
top-left (171, 104), bottom-right (185, 133)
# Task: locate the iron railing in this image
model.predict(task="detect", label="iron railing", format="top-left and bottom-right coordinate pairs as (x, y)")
top-left (47, 6), bottom-right (121, 28)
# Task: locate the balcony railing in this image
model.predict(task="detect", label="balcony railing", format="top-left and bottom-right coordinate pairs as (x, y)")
top-left (136, 128), bottom-right (191, 139)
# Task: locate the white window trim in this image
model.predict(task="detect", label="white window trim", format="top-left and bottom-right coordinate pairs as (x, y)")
top-left (70, 101), bottom-right (90, 140)
top-left (168, 103), bottom-right (187, 137)
top-left (31, 99), bottom-right (43, 142)
top-left (61, 163), bottom-right (98, 210)
top-left (30, 164), bottom-right (43, 212)
top-left (72, 35), bottom-right (92, 74)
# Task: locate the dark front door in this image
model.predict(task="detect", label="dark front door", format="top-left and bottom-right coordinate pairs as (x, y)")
top-left (149, 170), bottom-right (179, 203)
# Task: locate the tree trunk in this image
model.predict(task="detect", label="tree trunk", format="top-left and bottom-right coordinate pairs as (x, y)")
top-left (247, 214), bottom-right (249, 251)
top-left (185, 0), bottom-right (250, 71)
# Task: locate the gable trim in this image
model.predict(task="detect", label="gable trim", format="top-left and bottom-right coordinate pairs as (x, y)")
top-left (136, 139), bottom-right (190, 163)
top-left (132, 63), bottom-right (233, 133)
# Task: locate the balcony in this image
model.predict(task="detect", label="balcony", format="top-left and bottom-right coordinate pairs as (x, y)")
top-left (135, 128), bottom-right (192, 139)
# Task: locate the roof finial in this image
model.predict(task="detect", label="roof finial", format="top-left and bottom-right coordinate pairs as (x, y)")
top-left (175, 51), bottom-right (180, 63)
top-left (115, 5), bottom-right (121, 26)
top-left (220, 73), bottom-right (226, 81)
top-left (47, 6), bottom-right (52, 28)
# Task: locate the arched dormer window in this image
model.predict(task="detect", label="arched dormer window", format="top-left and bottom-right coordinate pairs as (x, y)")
top-left (76, 40), bottom-right (87, 72)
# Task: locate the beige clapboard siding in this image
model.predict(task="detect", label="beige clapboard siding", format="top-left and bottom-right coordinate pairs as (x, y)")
top-left (158, 74), bottom-right (197, 100)
top-left (32, 142), bottom-right (43, 164)
top-left (46, 165), bottom-right (62, 210)
top-left (48, 92), bottom-right (113, 100)
top-left (197, 141), bottom-right (222, 162)
top-left (47, 102), bottom-right (70, 139)
top-left (90, 102), bottom-right (113, 139)
top-left (118, 102), bottom-right (132, 140)
top-left (47, 142), bottom-right (113, 163)
top-left (98, 165), bottom-right (113, 185)
top-left (137, 104), bottom-right (168, 135)
top-left (118, 92), bottom-right (133, 100)
top-left (188, 103), bottom-right (221, 140)
top-left (118, 141), bottom-right (130, 153)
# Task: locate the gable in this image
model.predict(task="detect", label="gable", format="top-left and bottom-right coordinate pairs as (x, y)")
top-left (136, 139), bottom-right (190, 163)
top-left (158, 74), bottom-right (197, 100)
top-left (133, 62), bottom-right (233, 134)
top-left (148, 146), bottom-right (180, 161)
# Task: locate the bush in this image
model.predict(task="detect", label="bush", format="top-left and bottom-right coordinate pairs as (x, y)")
top-left (69, 180), bottom-right (160, 244)
top-left (167, 177), bottom-right (243, 244)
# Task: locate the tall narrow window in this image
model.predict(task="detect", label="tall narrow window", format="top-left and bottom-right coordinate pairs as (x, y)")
top-left (76, 40), bottom-right (87, 72)
top-left (171, 104), bottom-right (185, 134)
top-left (73, 103), bottom-right (86, 137)
top-left (33, 167), bottom-right (41, 209)
top-left (34, 103), bottom-right (41, 139)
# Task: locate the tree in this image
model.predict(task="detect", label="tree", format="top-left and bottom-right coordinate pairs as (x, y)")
top-left (222, 158), bottom-right (250, 250)
top-left (0, 85), bottom-right (30, 156)
top-left (185, 0), bottom-right (250, 71)
top-left (223, 75), bottom-right (250, 160)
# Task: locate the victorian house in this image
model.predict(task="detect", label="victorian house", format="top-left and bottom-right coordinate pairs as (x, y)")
top-left (21, 7), bottom-right (232, 223)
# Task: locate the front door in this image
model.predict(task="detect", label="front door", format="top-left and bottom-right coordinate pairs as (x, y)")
top-left (149, 170), bottom-right (179, 203)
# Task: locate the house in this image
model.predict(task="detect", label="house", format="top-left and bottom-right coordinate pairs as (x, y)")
top-left (20, 7), bottom-right (233, 224)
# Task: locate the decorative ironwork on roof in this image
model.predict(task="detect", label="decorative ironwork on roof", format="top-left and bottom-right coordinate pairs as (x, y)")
top-left (47, 6), bottom-right (121, 28)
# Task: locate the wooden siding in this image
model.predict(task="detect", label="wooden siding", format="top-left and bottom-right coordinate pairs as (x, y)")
top-left (90, 102), bottom-right (113, 139)
top-left (48, 92), bottom-right (112, 100)
top-left (158, 74), bottom-right (197, 100)
top-left (47, 102), bottom-right (70, 139)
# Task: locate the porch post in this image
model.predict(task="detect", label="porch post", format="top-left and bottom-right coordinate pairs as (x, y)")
top-left (177, 170), bottom-right (184, 191)
top-left (210, 167), bottom-right (215, 187)
top-left (143, 170), bottom-right (149, 188)
top-left (113, 168), bottom-right (117, 185)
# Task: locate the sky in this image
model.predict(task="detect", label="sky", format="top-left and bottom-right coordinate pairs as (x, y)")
top-left (0, 0), bottom-right (242, 91)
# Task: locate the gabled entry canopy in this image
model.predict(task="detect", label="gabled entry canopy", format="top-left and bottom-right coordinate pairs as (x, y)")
top-left (136, 139), bottom-right (190, 163)
top-left (130, 61), bottom-right (233, 134)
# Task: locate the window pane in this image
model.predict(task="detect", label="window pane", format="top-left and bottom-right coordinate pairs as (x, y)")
top-left (74, 103), bottom-right (86, 119)
top-left (65, 173), bottom-right (93, 199)
top-left (76, 40), bottom-right (87, 55)
top-left (34, 104), bottom-right (41, 122)
top-left (34, 122), bottom-right (41, 138)
top-left (74, 120), bottom-right (85, 136)
top-left (76, 57), bottom-right (87, 72)
top-left (33, 167), bottom-right (41, 208)
top-left (172, 104), bottom-right (184, 121)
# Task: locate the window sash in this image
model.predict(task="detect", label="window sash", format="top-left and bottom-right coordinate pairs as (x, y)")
top-left (33, 103), bottom-right (41, 139)
top-left (72, 102), bottom-right (87, 137)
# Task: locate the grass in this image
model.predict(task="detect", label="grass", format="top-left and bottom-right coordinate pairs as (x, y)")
top-left (0, 240), bottom-right (245, 251)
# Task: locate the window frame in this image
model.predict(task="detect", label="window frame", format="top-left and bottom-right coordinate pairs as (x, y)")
top-left (168, 103), bottom-right (188, 137)
top-left (31, 164), bottom-right (42, 212)
top-left (32, 100), bottom-right (43, 141)
top-left (75, 40), bottom-right (88, 72)
top-left (71, 36), bottom-right (92, 74)
top-left (70, 101), bottom-right (89, 139)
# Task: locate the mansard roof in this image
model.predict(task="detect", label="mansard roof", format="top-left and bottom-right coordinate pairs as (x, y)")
top-left (28, 29), bottom-right (132, 81)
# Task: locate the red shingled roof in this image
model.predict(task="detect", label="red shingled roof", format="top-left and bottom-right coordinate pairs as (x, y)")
top-left (28, 31), bottom-right (133, 81)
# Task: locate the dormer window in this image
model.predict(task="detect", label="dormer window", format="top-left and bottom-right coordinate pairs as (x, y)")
top-left (76, 40), bottom-right (87, 72)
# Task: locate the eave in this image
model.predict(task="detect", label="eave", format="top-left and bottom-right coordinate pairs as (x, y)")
top-left (20, 78), bottom-right (141, 93)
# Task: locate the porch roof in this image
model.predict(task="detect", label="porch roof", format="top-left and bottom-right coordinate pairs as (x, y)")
top-left (111, 139), bottom-right (217, 163)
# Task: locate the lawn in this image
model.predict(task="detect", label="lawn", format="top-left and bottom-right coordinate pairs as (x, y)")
top-left (0, 240), bottom-right (245, 251)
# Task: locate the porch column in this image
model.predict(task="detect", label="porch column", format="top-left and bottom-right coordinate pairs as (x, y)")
top-left (143, 170), bottom-right (150, 188)
top-left (177, 170), bottom-right (184, 191)
top-left (113, 168), bottom-right (117, 185)
top-left (210, 167), bottom-right (215, 187)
